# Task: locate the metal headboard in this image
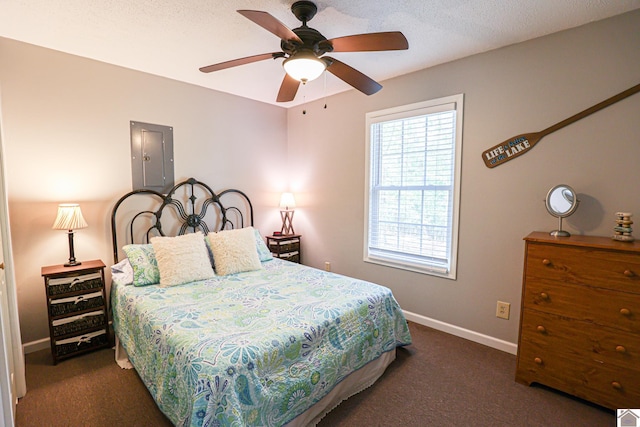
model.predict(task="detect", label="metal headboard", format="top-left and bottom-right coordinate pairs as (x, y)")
top-left (111, 177), bottom-right (253, 263)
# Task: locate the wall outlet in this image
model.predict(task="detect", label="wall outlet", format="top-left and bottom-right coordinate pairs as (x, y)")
top-left (496, 301), bottom-right (510, 320)
top-left (324, 262), bottom-right (331, 272)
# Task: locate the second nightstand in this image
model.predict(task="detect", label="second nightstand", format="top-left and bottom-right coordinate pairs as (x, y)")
top-left (41, 260), bottom-right (110, 364)
top-left (266, 234), bottom-right (301, 263)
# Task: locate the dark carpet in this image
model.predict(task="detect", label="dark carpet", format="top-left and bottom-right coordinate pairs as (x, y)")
top-left (16, 322), bottom-right (614, 426)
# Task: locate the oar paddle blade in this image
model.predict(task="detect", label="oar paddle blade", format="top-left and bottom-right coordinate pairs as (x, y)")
top-left (482, 132), bottom-right (541, 168)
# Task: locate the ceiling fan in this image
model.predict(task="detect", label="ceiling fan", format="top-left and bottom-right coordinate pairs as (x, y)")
top-left (199, 1), bottom-right (409, 102)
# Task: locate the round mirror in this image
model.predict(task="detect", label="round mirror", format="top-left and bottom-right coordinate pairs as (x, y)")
top-left (545, 184), bottom-right (579, 236)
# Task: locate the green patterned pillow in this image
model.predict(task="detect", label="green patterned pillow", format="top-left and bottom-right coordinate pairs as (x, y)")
top-left (253, 227), bottom-right (273, 261)
top-left (122, 244), bottom-right (160, 286)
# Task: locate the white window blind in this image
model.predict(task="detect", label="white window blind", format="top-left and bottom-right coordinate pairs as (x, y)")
top-left (364, 95), bottom-right (463, 279)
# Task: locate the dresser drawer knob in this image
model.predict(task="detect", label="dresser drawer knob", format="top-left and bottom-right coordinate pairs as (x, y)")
top-left (542, 259), bottom-right (551, 266)
top-left (540, 292), bottom-right (549, 300)
top-left (620, 308), bottom-right (631, 316)
top-left (624, 269), bottom-right (636, 277)
top-left (612, 381), bottom-right (623, 390)
top-left (536, 325), bottom-right (546, 333)
top-left (534, 357), bottom-right (543, 365)
top-left (615, 345), bottom-right (626, 353)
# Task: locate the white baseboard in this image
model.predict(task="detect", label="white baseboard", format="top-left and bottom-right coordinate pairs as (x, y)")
top-left (403, 310), bottom-right (518, 355)
top-left (22, 338), bottom-right (50, 355)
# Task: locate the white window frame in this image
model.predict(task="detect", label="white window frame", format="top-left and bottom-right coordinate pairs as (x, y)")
top-left (364, 94), bottom-right (464, 279)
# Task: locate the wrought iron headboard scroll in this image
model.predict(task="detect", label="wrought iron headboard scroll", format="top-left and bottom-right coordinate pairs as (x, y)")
top-left (111, 177), bottom-right (253, 263)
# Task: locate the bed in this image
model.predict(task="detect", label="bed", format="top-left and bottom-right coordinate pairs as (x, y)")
top-left (110, 178), bottom-right (412, 426)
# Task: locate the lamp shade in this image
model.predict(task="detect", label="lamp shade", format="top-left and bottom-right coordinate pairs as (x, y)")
top-left (52, 204), bottom-right (88, 231)
top-left (283, 52), bottom-right (326, 83)
top-left (279, 193), bottom-right (296, 210)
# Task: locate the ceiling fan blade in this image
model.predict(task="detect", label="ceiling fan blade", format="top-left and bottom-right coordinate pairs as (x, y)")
top-left (276, 74), bottom-right (301, 102)
top-left (324, 57), bottom-right (382, 95)
top-left (199, 53), bottom-right (280, 73)
top-left (238, 10), bottom-right (302, 43)
top-left (328, 31), bottom-right (408, 52)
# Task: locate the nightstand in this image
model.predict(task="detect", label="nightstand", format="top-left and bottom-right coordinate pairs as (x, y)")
top-left (266, 234), bottom-right (301, 263)
top-left (41, 260), bottom-right (110, 364)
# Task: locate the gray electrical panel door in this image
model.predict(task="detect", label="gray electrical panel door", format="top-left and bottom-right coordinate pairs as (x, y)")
top-left (130, 121), bottom-right (174, 193)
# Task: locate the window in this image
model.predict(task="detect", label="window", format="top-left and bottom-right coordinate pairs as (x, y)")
top-left (364, 94), bottom-right (463, 279)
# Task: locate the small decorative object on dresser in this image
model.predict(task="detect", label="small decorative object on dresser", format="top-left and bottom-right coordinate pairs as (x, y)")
top-left (41, 260), bottom-right (110, 364)
top-left (613, 212), bottom-right (634, 242)
top-left (266, 234), bottom-right (301, 263)
top-left (516, 232), bottom-right (640, 409)
top-left (544, 184), bottom-right (579, 237)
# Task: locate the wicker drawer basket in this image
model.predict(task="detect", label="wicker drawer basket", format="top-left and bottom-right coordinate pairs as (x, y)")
top-left (47, 272), bottom-right (102, 296)
top-left (269, 238), bottom-right (300, 253)
top-left (279, 251), bottom-right (300, 263)
top-left (54, 330), bottom-right (108, 357)
top-left (51, 310), bottom-right (106, 337)
top-left (49, 291), bottom-right (104, 317)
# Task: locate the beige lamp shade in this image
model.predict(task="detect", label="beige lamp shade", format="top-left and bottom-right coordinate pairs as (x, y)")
top-left (279, 193), bottom-right (296, 210)
top-left (52, 204), bottom-right (88, 231)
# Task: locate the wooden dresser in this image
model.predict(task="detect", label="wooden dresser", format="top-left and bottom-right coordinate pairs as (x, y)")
top-left (516, 232), bottom-right (640, 409)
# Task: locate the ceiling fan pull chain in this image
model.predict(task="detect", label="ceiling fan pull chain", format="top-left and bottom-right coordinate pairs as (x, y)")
top-left (323, 72), bottom-right (328, 109)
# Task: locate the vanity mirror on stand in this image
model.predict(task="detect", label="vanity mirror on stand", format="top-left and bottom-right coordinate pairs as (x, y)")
top-left (545, 184), bottom-right (579, 236)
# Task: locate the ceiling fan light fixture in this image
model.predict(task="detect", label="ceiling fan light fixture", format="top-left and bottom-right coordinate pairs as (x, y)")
top-left (283, 53), bottom-right (326, 83)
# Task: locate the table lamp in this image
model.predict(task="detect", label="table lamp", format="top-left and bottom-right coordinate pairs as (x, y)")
top-left (279, 192), bottom-right (296, 235)
top-left (52, 203), bottom-right (88, 267)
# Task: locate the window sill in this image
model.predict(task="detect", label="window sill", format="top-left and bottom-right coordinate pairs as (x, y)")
top-left (363, 256), bottom-right (456, 280)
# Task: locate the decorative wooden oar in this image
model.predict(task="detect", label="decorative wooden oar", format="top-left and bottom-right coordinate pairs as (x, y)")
top-left (482, 83), bottom-right (640, 168)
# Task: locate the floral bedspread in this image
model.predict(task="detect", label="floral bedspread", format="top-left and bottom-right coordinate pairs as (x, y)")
top-left (111, 258), bottom-right (412, 426)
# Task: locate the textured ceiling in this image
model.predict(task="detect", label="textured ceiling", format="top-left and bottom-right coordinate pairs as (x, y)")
top-left (1, 0), bottom-right (639, 107)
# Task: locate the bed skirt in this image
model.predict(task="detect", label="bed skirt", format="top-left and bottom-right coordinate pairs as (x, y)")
top-left (285, 349), bottom-right (396, 426)
top-left (115, 337), bottom-right (397, 426)
top-left (115, 336), bottom-right (134, 370)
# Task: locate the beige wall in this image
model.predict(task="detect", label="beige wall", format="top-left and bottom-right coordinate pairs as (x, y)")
top-left (1, 9), bottom-right (639, 350)
top-left (286, 10), bottom-right (640, 346)
top-left (0, 39), bottom-right (288, 344)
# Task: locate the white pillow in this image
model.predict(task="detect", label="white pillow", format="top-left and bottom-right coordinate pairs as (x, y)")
top-left (150, 232), bottom-right (215, 287)
top-left (207, 227), bottom-right (262, 276)
top-left (110, 258), bottom-right (134, 286)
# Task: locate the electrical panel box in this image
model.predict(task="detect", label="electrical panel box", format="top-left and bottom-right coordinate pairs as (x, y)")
top-left (130, 121), bottom-right (174, 193)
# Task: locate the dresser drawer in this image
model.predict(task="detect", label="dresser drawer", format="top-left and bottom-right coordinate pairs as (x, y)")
top-left (278, 251), bottom-right (300, 263)
top-left (49, 291), bottom-right (105, 317)
top-left (269, 238), bottom-right (300, 253)
top-left (51, 310), bottom-right (107, 338)
top-left (46, 271), bottom-right (103, 296)
top-left (517, 338), bottom-right (640, 409)
top-left (526, 242), bottom-right (640, 294)
top-left (520, 309), bottom-right (640, 373)
top-left (523, 278), bottom-right (640, 333)
top-left (54, 330), bottom-right (109, 358)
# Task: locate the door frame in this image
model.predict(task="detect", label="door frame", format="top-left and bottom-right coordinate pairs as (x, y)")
top-left (0, 84), bottom-right (26, 427)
